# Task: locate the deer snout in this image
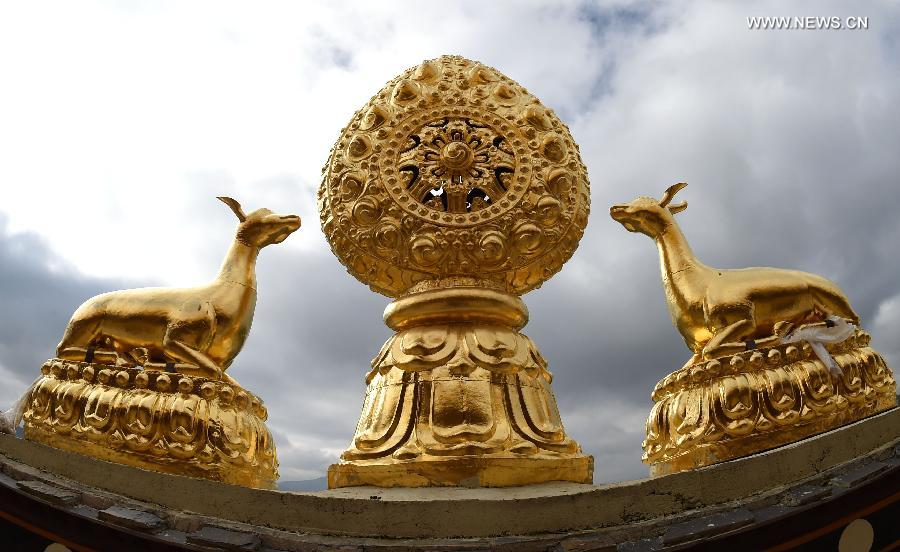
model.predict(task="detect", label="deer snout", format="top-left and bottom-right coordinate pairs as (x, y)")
top-left (610, 204), bottom-right (641, 233)
top-left (267, 215), bottom-right (301, 244)
top-left (282, 215), bottom-right (301, 231)
top-left (609, 205), bottom-right (629, 220)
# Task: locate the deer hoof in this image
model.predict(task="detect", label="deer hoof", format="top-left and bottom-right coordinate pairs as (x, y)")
top-left (773, 321), bottom-right (794, 337)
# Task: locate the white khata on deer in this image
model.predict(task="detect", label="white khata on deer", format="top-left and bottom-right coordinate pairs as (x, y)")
top-left (3, 197), bottom-right (300, 488)
top-left (610, 183), bottom-right (896, 475)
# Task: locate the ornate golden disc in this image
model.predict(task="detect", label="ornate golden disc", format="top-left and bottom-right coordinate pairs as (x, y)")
top-left (319, 55), bottom-right (590, 297)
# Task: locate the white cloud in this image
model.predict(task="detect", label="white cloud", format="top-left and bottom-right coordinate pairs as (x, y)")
top-left (0, 0), bottom-right (898, 484)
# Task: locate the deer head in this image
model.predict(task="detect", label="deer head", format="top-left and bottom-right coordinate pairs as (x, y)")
top-left (609, 183), bottom-right (688, 238)
top-left (218, 197), bottom-right (302, 248)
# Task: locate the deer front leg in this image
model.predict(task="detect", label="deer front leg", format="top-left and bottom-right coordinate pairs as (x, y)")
top-left (162, 326), bottom-right (223, 381)
top-left (702, 318), bottom-right (756, 360)
top-left (57, 316), bottom-right (102, 360)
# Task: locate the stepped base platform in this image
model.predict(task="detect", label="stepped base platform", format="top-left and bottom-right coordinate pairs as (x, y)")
top-left (644, 328), bottom-right (896, 476)
top-left (328, 455), bottom-right (594, 489)
top-left (22, 359), bottom-right (279, 489)
top-left (1, 408), bottom-right (898, 550)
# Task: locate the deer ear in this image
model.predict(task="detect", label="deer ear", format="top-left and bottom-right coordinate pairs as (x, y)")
top-left (668, 200), bottom-right (688, 214)
top-left (217, 197), bottom-right (246, 222)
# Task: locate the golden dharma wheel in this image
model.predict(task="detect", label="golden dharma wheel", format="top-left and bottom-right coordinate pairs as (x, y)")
top-left (319, 55), bottom-right (590, 297)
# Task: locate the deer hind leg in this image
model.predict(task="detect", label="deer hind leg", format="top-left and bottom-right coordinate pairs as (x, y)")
top-left (702, 318), bottom-right (756, 360)
top-left (162, 326), bottom-right (223, 381)
top-left (812, 288), bottom-right (860, 325)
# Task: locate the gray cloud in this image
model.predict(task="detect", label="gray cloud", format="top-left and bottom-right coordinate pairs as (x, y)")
top-left (0, 215), bottom-right (144, 402)
top-left (1, 0), bottom-right (899, 485)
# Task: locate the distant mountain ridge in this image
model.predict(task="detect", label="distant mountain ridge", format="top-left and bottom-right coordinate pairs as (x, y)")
top-left (278, 476), bottom-right (328, 492)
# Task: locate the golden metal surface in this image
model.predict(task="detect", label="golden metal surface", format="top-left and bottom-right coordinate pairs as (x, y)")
top-left (610, 184), bottom-right (897, 474)
top-left (321, 56), bottom-right (592, 487)
top-left (644, 333), bottom-right (896, 475)
top-left (24, 360), bottom-right (277, 488)
top-left (56, 197), bottom-right (301, 382)
top-left (22, 197), bottom-right (300, 488)
top-left (319, 55), bottom-right (590, 298)
top-left (328, 287), bottom-right (592, 488)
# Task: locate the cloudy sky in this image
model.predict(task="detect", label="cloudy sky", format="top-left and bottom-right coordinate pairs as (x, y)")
top-left (1, 0), bottom-right (898, 484)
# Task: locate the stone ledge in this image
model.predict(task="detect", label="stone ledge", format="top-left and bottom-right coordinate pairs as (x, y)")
top-left (0, 407), bottom-right (897, 540)
top-left (16, 479), bottom-right (79, 506)
top-left (0, 451), bottom-right (897, 551)
top-left (187, 526), bottom-right (262, 551)
top-left (780, 485), bottom-right (831, 507)
top-left (97, 506), bottom-right (165, 532)
top-left (660, 508), bottom-right (754, 545)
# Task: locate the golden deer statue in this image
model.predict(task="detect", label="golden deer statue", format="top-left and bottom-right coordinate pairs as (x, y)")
top-left (56, 197), bottom-right (301, 383)
top-left (611, 183), bottom-right (895, 476)
top-left (610, 183), bottom-right (859, 365)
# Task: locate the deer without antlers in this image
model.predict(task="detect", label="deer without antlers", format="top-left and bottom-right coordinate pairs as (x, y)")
top-left (56, 197), bottom-right (301, 382)
top-left (610, 183), bottom-right (859, 363)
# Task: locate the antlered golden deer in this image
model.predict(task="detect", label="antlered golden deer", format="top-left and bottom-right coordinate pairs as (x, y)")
top-left (56, 197), bottom-right (301, 382)
top-left (610, 183), bottom-right (858, 363)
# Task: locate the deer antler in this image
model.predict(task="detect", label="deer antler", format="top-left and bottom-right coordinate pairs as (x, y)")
top-left (659, 182), bottom-right (688, 208)
top-left (218, 197), bottom-right (247, 222)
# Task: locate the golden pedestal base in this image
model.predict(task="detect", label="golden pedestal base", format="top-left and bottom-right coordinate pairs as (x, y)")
top-left (644, 330), bottom-right (897, 476)
top-left (329, 455), bottom-right (593, 488)
top-left (22, 359), bottom-right (278, 489)
top-left (329, 288), bottom-right (593, 488)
